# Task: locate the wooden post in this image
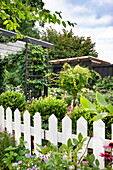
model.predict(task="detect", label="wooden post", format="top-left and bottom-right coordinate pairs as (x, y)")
top-left (25, 41), bottom-right (28, 101)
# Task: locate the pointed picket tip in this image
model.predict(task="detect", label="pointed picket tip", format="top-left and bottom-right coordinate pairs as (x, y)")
top-left (6, 107), bottom-right (12, 112)
top-left (78, 116), bottom-right (87, 123)
top-left (62, 115), bottom-right (71, 122)
top-left (49, 114), bottom-right (57, 120)
top-left (23, 110), bottom-right (30, 116)
top-left (93, 119), bottom-right (105, 126)
top-left (34, 112), bottom-right (41, 118)
top-left (14, 108), bottom-right (20, 114)
top-left (0, 105), bottom-right (4, 110)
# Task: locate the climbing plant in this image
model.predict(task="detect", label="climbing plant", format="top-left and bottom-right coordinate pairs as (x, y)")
top-left (0, 44), bottom-right (47, 97)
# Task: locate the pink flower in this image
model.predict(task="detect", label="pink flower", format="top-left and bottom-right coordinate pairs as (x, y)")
top-left (1, 137), bottom-right (4, 140)
top-left (82, 158), bottom-right (88, 163)
top-left (103, 142), bottom-right (113, 149)
top-left (12, 163), bottom-right (17, 167)
top-left (100, 152), bottom-right (112, 161)
top-left (38, 155), bottom-right (42, 159)
top-left (44, 157), bottom-right (49, 162)
top-left (17, 161), bottom-right (22, 165)
top-left (43, 145), bottom-right (47, 148)
top-left (25, 154), bottom-right (29, 158)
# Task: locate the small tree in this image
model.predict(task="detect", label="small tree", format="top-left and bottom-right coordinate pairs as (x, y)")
top-left (56, 63), bottom-right (91, 105)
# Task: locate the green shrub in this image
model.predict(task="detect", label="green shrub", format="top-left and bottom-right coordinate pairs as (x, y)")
top-left (70, 104), bottom-right (113, 139)
top-left (29, 96), bottom-right (67, 120)
top-left (0, 91), bottom-right (27, 113)
top-left (0, 129), bottom-right (15, 169)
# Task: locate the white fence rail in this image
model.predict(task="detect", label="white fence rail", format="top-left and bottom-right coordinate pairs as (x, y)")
top-left (0, 106), bottom-right (112, 169)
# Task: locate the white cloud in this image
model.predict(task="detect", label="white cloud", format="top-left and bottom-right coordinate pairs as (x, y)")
top-left (42, 0), bottom-right (113, 63)
top-left (91, 0), bottom-right (113, 5)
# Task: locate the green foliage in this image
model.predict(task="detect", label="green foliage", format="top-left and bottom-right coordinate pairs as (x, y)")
top-left (41, 28), bottom-right (98, 60)
top-left (0, 130), bottom-right (15, 169)
top-left (2, 137), bottom-right (30, 170)
top-left (28, 96), bottom-right (67, 120)
top-left (6, 133), bottom-right (99, 170)
top-left (0, 0), bottom-right (76, 36)
top-left (68, 106), bottom-right (95, 134)
top-left (0, 91), bottom-right (27, 113)
top-left (0, 44), bottom-right (47, 95)
top-left (56, 63), bottom-right (91, 99)
top-left (80, 91), bottom-right (113, 121)
top-left (94, 76), bottom-right (113, 91)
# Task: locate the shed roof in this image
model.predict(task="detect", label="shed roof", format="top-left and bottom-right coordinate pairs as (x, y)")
top-left (49, 56), bottom-right (111, 66)
top-left (0, 28), bottom-right (53, 48)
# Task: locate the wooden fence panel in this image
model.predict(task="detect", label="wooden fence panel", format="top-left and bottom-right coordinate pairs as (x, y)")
top-left (0, 107), bottom-right (113, 169)
top-left (93, 120), bottom-right (105, 169)
top-left (24, 110), bottom-right (31, 153)
top-left (6, 107), bottom-right (12, 133)
top-left (48, 114), bottom-right (57, 145)
top-left (62, 115), bottom-right (72, 144)
top-left (14, 109), bottom-right (21, 145)
top-left (0, 106), bottom-right (4, 129)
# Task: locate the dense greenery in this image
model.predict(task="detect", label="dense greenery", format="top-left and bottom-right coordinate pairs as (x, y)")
top-left (0, 0), bottom-right (76, 37)
top-left (0, 91), bottom-right (27, 114)
top-left (0, 44), bottom-right (47, 96)
top-left (41, 28), bottom-right (98, 60)
top-left (55, 63), bottom-right (91, 104)
top-left (0, 130), bottom-right (15, 169)
top-left (29, 96), bottom-right (67, 120)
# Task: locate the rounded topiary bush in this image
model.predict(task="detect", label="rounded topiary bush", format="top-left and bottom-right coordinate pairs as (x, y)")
top-left (0, 91), bottom-right (27, 113)
top-left (28, 96), bottom-right (67, 120)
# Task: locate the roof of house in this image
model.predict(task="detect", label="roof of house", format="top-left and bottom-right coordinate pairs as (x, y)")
top-left (0, 28), bottom-right (53, 48)
top-left (49, 56), bottom-right (111, 66)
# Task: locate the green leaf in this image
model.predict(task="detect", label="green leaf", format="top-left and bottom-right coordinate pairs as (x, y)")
top-left (73, 138), bottom-right (78, 145)
top-left (67, 138), bottom-right (72, 148)
top-left (78, 133), bottom-right (83, 142)
top-left (3, 20), bottom-right (9, 25)
top-left (89, 154), bottom-right (95, 163)
top-left (62, 21), bottom-right (66, 28)
top-left (106, 104), bottom-right (113, 114)
top-left (96, 91), bottom-right (108, 107)
top-left (80, 96), bottom-right (97, 112)
top-left (92, 112), bottom-right (108, 121)
top-left (95, 159), bottom-right (100, 167)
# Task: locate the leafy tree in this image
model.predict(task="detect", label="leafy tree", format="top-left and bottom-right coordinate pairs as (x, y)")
top-left (54, 63), bottom-right (91, 105)
top-left (0, 0), bottom-right (76, 37)
top-left (41, 28), bottom-right (98, 60)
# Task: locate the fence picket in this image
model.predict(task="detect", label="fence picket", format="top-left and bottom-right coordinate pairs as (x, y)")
top-left (0, 107), bottom-right (112, 169)
top-left (77, 116), bottom-right (88, 157)
top-left (34, 112), bottom-right (41, 155)
top-left (6, 107), bottom-right (12, 133)
top-left (62, 115), bottom-right (72, 144)
top-left (0, 106), bottom-right (4, 129)
top-left (14, 109), bottom-right (21, 145)
top-left (24, 110), bottom-right (31, 153)
top-left (48, 114), bottom-right (57, 145)
top-left (93, 120), bottom-right (105, 169)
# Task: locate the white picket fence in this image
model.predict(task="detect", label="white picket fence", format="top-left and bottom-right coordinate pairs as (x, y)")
top-left (0, 106), bottom-right (113, 169)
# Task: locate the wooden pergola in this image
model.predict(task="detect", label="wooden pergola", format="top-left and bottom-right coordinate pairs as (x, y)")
top-left (0, 28), bottom-right (53, 100)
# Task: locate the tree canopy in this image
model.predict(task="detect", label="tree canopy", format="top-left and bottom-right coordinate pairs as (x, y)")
top-left (41, 27), bottom-right (98, 60)
top-left (0, 0), bottom-right (76, 37)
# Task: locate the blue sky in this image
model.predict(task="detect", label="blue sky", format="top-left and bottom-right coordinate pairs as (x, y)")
top-left (42, 0), bottom-right (113, 63)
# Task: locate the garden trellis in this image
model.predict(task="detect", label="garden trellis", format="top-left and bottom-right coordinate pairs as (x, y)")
top-left (0, 28), bottom-right (53, 100)
top-left (0, 106), bottom-right (113, 169)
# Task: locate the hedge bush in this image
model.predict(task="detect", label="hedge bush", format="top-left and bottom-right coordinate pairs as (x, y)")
top-left (0, 91), bottom-right (27, 113)
top-left (28, 96), bottom-right (67, 120)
